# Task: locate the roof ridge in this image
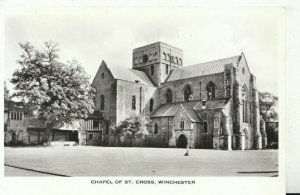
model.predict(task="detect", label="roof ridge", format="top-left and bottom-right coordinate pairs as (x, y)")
top-left (179, 54), bottom-right (241, 70)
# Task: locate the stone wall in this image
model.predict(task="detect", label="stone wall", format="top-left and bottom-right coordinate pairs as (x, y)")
top-left (160, 73), bottom-right (225, 104)
top-left (116, 80), bottom-right (157, 124)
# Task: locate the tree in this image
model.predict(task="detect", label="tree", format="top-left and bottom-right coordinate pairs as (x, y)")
top-left (259, 91), bottom-right (278, 122)
top-left (11, 41), bottom-right (95, 142)
top-left (112, 115), bottom-right (151, 146)
top-left (4, 81), bottom-right (10, 101)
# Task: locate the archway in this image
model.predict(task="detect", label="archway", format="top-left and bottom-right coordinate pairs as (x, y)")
top-left (177, 134), bottom-right (188, 148)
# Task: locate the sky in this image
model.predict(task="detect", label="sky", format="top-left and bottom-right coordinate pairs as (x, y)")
top-left (4, 6), bottom-right (284, 96)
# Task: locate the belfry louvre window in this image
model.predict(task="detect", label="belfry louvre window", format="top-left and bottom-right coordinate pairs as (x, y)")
top-left (132, 96), bottom-right (136, 110)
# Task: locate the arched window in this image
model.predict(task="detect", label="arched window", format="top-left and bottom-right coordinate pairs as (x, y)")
top-left (175, 57), bottom-right (178, 64)
top-left (166, 64), bottom-right (169, 74)
top-left (242, 85), bottom-right (249, 123)
top-left (132, 96), bottom-right (136, 110)
top-left (184, 85), bottom-right (192, 102)
top-left (203, 121), bottom-right (208, 133)
top-left (154, 124), bottom-right (158, 134)
top-left (179, 58), bottom-right (182, 65)
top-left (206, 81), bottom-right (216, 99)
top-left (180, 119), bottom-right (185, 129)
top-left (143, 54), bottom-right (148, 63)
top-left (167, 54), bottom-right (171, 61)
top-left (163, 52), bottom-right (166, 60)
top-left (150, 65), bottom-right (154, 76)
top-left (150, 98), bottom-right (154, 112)
top-left (166, 89), bottom-right (172, 103)
top-left (100, 95), bottom-right (105, 110)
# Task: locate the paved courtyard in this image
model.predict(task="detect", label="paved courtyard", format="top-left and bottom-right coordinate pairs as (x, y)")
top-left (4, 146), bottom-right (278, 177)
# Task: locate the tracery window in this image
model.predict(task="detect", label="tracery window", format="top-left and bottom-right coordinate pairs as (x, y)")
top-left (242, 85), bottom-right (249, 123)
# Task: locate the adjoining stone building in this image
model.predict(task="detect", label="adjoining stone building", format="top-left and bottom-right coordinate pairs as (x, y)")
top-left (93, 42), bottom-right (267, 150)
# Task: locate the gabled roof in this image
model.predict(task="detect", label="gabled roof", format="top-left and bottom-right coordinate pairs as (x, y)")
top-left (150, 98), bottom-right (230, 121)
top-left (150, 102), bottom-right (201, 122)
top-left (105, 62), bottom-right (155, 87)
top-left (193, 98), bottom-right (230, 110)
top-left (166, 55), bottom-right (241, 82)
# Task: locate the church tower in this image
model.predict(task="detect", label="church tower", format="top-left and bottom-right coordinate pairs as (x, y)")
top-left (132, 42), bottom-right (183, 87)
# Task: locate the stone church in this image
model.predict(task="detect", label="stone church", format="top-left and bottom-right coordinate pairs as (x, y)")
top-left (92, 42), bottom-right (267, 150)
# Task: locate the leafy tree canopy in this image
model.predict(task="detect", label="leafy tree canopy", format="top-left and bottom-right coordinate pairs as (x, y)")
top-left (4, 81), bottom-right (10, 101)
top-left (11, 41), bottom-right (95, 128)
top-left (112, 115), bottom-right (151, 145)
top-left (259, 91), bottom-right (278, 122)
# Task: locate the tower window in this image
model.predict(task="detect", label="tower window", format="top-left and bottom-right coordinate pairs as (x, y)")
top-left (175, 57), bottom-right (178, 64)
top-left (101, 73), bottom-right (105, 79)
top-left (132, 95), bottom-right (136, 110)
top-left (163, 52), bottom-right (166, 60)
top-left (166, 65), bottom-right (169, 74)
top-left (150, 98), bottom-right (154, 112)
top-left (206, 81), bottom-right (216, 99)
top-left (242, 67), bottom-right (245, 74)
top-left (167, 54), bottom-right (171, 61)
top-left (150, 65), bottom-right (154, 76)
top-left (184, 85), bottom-right (192, 102)
top-left (179, 58), bottom-right (182, 65)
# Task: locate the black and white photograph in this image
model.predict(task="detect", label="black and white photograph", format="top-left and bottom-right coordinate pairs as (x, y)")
top-left (1, 1), bottom-right (295, 195)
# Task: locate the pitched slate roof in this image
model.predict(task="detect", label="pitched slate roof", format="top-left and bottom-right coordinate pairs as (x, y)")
top-left (151, 98), bottom-right (230, 121)
top-left (150, 102), bottom-right (201, 122)
top-left (108, 65), bottom-right (155, 87)
top-left (166, 55), bottom-right (241, 82)
top-left (193, 98), bottom-right (230, 110)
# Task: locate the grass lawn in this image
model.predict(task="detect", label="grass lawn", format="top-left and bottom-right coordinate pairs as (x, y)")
top-left (4, 146), bottom-right (278, 177)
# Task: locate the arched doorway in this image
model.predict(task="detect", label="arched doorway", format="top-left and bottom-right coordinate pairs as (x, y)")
top-left (177, 134), bottom-right (188, 148)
